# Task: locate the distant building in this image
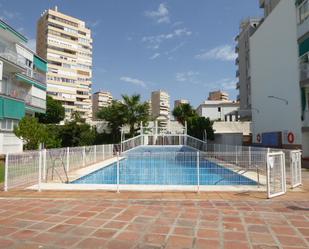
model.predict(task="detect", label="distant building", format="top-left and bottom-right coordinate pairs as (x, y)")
top-left (0, 19), bottom-right (47, 154)
top-left (208, 91), bottom-right (229, 101)
top-left (151, 90), bottom-right (170, 128)
top-left (92, 91), bottom-right (113, 120)
top-left (197, 100), bottom-right (240, 121)
top-left (235, 18), bottom-right (261, 121)
top-left (174, 99), bottom-right (189, 109)
top-left (37, 6), bottom-right (93, 123)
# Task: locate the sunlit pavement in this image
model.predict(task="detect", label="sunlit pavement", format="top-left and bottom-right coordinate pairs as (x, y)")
top-left (0, 171), bottom-right (308, 249)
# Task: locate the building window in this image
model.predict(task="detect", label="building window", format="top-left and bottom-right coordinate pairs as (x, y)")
top-left (0, 119), bottom-right (19, 131)
top-left (218, 107), bottom-right (221, 112)
top-left (298, 0), bottom-right (309, 24)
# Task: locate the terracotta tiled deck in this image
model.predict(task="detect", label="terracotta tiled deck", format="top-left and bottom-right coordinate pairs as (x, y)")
top-left (0, 171), bottom-right (307, 249)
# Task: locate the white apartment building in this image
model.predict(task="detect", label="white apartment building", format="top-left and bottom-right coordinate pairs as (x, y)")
top-left (37, 6), bottom-right (93, 122)
top-left (235, 18), bottom-right (262, 121)
top-left (92, 91), bottom-right (113, 120)
top-left (250, 0), bottom-right (303, 150)
top-left (151, 90), bottom-right (170, 128)
top-left (0, 19), bottom-right (47, 154)
top-left (197, 100), bottom-right (240, 121)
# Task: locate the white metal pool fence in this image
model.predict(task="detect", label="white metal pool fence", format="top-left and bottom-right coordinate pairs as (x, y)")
top-left (4, 144), bottom-right (115, 191)
top-left (3, 134), bottom-right (302, 198)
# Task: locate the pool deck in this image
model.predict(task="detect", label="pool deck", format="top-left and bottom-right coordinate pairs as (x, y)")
top-left (0, 170), bottom-right (308, 248)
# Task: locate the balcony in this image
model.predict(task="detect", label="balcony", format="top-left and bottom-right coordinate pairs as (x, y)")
top-left (235, 45), bottom-right (239, 53)
top-left (300, 62), bottom-right (309, 82)
top-left (25, 95), bottom-right (46, 111)
top-left (0, 45), bottom-right (26, 71)
top-left (236, 82), bottom-right (240, 89)
top-left (235, 57), bottom-right (239, 65)
top-left (303, 111), bottom-right (309, 127)
top-left (236, 70), bottom-right (240, 78)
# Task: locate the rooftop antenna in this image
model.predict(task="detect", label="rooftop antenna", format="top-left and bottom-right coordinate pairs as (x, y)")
top-left (55, 6), bottom-right (58, 12)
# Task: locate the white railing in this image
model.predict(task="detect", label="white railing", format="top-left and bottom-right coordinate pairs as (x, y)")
top-left (4, 144), bottom-right (115, 190)
top-left (300, 62), bottom-right (309, 81)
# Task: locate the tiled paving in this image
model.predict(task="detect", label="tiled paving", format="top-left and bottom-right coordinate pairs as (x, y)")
top-left (0, 198), bottom-right (308, 248)
top-left (0, 171), bottom-right (307, 249)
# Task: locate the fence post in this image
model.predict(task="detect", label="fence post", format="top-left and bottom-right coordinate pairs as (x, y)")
top-left (38, 150), bottom-right (42, 192)
top-left (102, 145), bottom-right (105, 160)
top-left (235, 145), bottom-right (238, 165)
top-left (4, 153), bottom-right (9, 191)
top-left (197, 151), bottom-right (200, 193)
top-left (94, 145), bottom-right (97, 162)
top-left (43, 149), bottom-right (47, 181)
top-left (117, 152), bottom-right (120, 193)
top-left (66, 147), bottom-right (70, 173)
top-left (249, 146), bottom-right (252, 166)
top-left (83, 146), bottom-right (86, 167)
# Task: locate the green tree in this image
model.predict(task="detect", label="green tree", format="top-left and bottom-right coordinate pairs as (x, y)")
top-left (172, 103), bottom-right (196, 125)
top-left (122, 94), bottom-right (149, 137)
top-left (97, 94), bottom-right (150, 141)
top-left (97, 100), bottom-right (126, 143)
top-left (187, 116), bottom-right (215, 141)
top-left (59, 114), bottom-right (96, 147)
top-left (36, 96), bottom-right (65, 124)
top-left (14, 116), bottom-right (45, 150)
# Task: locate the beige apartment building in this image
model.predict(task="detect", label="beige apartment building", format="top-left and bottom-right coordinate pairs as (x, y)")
top-left (36, 6), bottom-right (93, 122)
top-left (174, 99), bottom-right (189, 109)
top-left (151, 90), bottom-right (170, 128)
top-left (92, 91), bottom-right (113, 120)
top-left (208, 90), bottom-right (229, 101)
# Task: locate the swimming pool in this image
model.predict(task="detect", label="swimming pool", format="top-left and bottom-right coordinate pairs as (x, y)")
top-left (72, 146), bottom-right (257, 186)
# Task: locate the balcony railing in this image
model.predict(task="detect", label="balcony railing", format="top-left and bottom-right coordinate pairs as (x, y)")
top-left (303, 111), bottom-right (309, 127)
top-left (0, 46), bottom-right (26, 69)
top-left (25, 95), bottom-right (46, 110)
top-left (33, 71), bottom-right (47, 84)
top-left (236, 82), bottom-right (240, 89)
top-left (300, 63), bottom-right (309, 81)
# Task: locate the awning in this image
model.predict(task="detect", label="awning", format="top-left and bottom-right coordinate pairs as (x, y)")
top-left (34, 55), bottom-right (48, 72)
top-left (0, 96), bottom-right (25, 120)
top-left (16, 73), bottom-right (47, 91)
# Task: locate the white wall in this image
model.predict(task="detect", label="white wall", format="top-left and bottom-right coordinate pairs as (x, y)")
top-left (250, 0), bottom-right (302, 146)
top-left (200, 105), bottom-right (239, 121)
top-left (31, 86), bottom-right (46, 100)
top-left (0, 133), bottom-right (23, 154)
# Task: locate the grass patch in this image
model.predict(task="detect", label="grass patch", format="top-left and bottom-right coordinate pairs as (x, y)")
top-left (0, 162), bottom-right (4, 183)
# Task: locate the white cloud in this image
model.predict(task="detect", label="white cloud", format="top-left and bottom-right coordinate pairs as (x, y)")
top-left (87, 19), bottom-right (101, 28)
top-left (27, 39), bottom-right (36, 52)
top-left (142, 28), bottom-right (192, 49)
top-left (0, 9), bottom-right (21, 21)
top-left (205, 78), bottom-right (237, 91)
top-left (195, 45), bottom-right (237, 61)
top-left (176, 71), bottom-right (199, 83)
top-left (120, 76), bottom-right (146, 88)
top-left (145, 3), bottom-right (170, 24)
top-left (150, 53), bottom-right (160, 60)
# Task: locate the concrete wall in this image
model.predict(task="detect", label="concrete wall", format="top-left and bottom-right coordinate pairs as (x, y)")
top-left (250, 0), bottom-right (302, 147)
top-left (199, 105), bottom-right (239, 121)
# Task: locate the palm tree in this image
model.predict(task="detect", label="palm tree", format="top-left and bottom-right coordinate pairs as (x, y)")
top-left (122, 94), bottom-right (150, 137)
top-left (172, 103), bottom-right (196, 125)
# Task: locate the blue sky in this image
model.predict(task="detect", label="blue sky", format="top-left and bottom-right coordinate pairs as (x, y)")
top-left (0, 0), bottom-right (262, 108)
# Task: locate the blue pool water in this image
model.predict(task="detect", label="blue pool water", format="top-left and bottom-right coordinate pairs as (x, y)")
top-left (72, 146), bottom-right (257, 185)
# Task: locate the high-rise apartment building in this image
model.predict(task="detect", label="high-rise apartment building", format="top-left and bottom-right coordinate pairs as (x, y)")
top-left (151, 90), bottom-right (170, 128)
top-left (296, 0), bottom-right (309, 156)
top-left (92, 91), bottom-right (113, 120)
top-left (250, 0), bottom-right (302, 150)
top-left (235, 18), bottom-right (261, 120)
top-left (207, 91), bottom-right (230, 101)
top-left (174, 99), bottom-right (189, 109)
top-left (0, 19), bottom-right (47, 154)
top-left (37, 6), bottom-right (93, 122)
